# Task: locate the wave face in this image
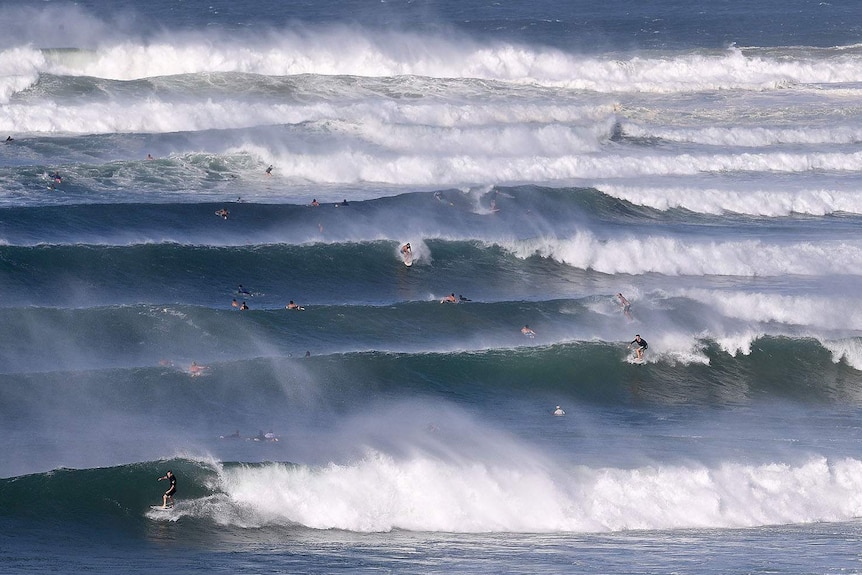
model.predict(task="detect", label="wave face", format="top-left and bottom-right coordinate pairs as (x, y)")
top-left (3, 3), bottom-right (862, 574)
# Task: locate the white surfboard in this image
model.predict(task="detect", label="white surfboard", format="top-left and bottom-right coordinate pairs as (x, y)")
top-left (150, 505), bottom-right (173, 511)
top-left (402, 252), bottom-right (413, 267)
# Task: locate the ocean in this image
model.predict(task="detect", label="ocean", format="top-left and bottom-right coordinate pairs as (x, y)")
top-left (3, 0), bottom-right (862, 572)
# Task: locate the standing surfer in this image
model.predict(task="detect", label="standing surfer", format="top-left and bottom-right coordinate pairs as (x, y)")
top-left (157, 470), bottom-right (177, 508)
top-left (617, 293), bottom-right (633, 320)
top-left (630, 334), bottom-right (648, 361)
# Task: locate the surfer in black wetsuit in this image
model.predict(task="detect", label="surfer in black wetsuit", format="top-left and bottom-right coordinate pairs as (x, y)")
top-left (158, 470), bottom-right (177, 508)
top-left (630, 334), bottom-right (648, 360)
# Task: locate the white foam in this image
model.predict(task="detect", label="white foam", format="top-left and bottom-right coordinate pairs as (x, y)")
top-left (624, 122), bottom-right (862, 147)
top-left (508, 232), bottom-right (862, 277)
top-left (193, 453), bottom-right (862, 533)
top-left (822, 338), bottom-right (862, 371)
top-left (678, 289), bottom-right (862, 330)
top-left (599, 182), bottom-right (862, 216)
top-left (0, 47), bottom-right (43, 103)
top-left (24, 35), bottom-right (862, 92)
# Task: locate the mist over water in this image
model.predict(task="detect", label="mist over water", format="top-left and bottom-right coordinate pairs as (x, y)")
top-left (3, 1), bottom-right (862, 573)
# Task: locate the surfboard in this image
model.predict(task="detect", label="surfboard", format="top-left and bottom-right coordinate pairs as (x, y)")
top-left (403, 253), bottom-right (413, 267)
top-left (150, 505), bottom-right (173, 511)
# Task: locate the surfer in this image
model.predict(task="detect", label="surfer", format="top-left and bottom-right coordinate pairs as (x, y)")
top-left (146, 153), bottom-right (154, 160)
top-left (440, 293), bottom-right (457, 304)
top-left (400, 242), bottom-right (412, 256)
top-left (252, 430), bottom-right (278, 442)
top-left (216, 208), bottom-right (230, 219)
top-left (630, 334), bottom-right (648, 360)
top-left (189, 361), bottom-right (208, 376)
top-left (553, 405), bottom-right (565, 416)
top-left (240, 301), bottom-right (249, 311)
top-left (265, 165), bottom-right (273, 176)
top-left (521, 325), bottom-right (536, 337)
top-left (617, 293), bottom-right (632, 320)
top-left (237, 285), bottom-right (251, 296)
top-left (311, 198), bottom-right (319, 206)
top-left (459, 294), bottom-right (471, 302)
top-left (231, 298), bottom-right (238, 308)
top-left (5, 136), bottom-right (12, 142)
top-left (157, 470), bottom-right (177, 508)
top-left (286, 300), bottom-right (303, 310)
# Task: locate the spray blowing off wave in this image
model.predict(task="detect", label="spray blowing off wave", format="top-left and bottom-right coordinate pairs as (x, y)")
top-left (5, 29), bottom-right (862, 101)
top-left (29, 41), bottom-right (862, 90)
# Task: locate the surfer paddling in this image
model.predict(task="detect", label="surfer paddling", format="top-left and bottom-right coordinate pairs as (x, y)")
top-left (157, 470), bottom-right (177, 508)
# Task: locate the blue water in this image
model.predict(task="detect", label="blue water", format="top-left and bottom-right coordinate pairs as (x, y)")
top-left (4, 1), bottom-right (862, 573)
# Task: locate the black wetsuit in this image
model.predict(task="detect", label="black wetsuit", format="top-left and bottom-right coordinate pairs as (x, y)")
top-left (631, 337), bottom-right (648, 350)
top-left (165, 474), bottom-right (177, 496)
